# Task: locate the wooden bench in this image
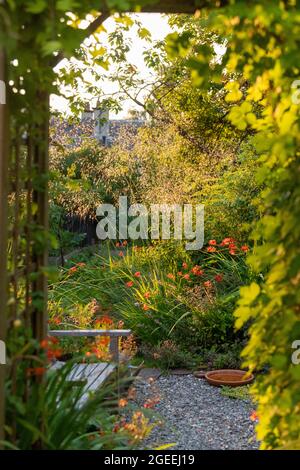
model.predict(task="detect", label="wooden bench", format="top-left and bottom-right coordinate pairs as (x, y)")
top-left (49, 329), bottom-right (132, 362)
top-left (48, 329), bottom-right (132, 405)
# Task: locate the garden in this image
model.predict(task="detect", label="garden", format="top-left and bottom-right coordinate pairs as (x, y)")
top-left (1, 0), bottom-right (300, 453)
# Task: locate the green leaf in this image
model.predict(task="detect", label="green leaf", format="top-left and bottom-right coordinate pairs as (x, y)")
top-left (42, 41), bottom-right (62, 56)
top-left (56, 0), bottom-right (76, 11)
top-left (138, 27), bottom-right (151, 40)
top-left (26, 0), bottom-right (47, 14)
top-left (240, 282), bottom-right (260, 304)
top-left (225, 81), bottom-right (243, 102)
top-left (272, 354), bottom-right (288, 369)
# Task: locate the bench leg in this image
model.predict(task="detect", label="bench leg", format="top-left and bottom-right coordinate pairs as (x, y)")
top-left (109, 336), bottom-right (119, 362)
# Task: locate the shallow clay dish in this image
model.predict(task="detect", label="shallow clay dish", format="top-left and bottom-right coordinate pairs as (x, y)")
top-left (193, 370), bottom-right (207, 379)
top-left (205, 369), bottom-right (254, 387)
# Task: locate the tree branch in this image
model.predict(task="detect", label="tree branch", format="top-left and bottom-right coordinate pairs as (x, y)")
top-left (85, 11), bottom-right (110, 36)
top-left (53, 11), bottom-right (109, 68)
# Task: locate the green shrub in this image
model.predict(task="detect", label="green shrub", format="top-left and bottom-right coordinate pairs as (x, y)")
top-left (201, 141), bottom-right (261, 243)
top-left (50, 242), bottom-right (251, 363)
top-left (220, 386), bottom-right (251, 401)
top-left (199, 341), bottom-right (245, 370)
top-left (140, 341), bottom-right (197, 371)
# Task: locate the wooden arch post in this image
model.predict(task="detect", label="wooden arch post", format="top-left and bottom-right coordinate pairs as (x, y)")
top-left (0, 47), bottom-right (8, 445)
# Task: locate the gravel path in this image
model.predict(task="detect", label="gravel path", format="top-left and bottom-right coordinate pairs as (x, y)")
top-left (134, 374), bottom-right (259, 450)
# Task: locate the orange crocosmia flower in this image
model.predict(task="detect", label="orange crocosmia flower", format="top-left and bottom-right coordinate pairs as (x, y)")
top-left (229, 249), bottom-right (236, 255)
top-left (85, 351), bottom-right (92, 357)
top-left (40, 339), bottom-right (48, 349)
top-left (167, 273), bottom-right (175, 280)
top-left (99, 336), bottom-right (110, 346)
top-left (118, 398), bottom-right (128, 408)
top-left (143, 398), bottom-right (160, 409)
top-left (208, 239), bottom-right (217, 245)
top-left (34, 367), bottom-right (46, 376)
top-left (52, 317), bottom-right (60, 325)
top-left (177, 271), bottom-right (183, 276)
top-left (250, 411), bottom-right (259, 422)
top-left (40, 336), bottom-right (58, 349)
top-left (77, 262), bottom-right (86, 267)
top-left (47, 348), bottom-right (62, 360)
top-left (241, 245), bottom-right (249, 252)
top-left (214, 274), bottom-right (223, 282)
top-left (50, 336), bottom-right (59, 344)
top-left (122, 240), bottom-right (128, 246)
top-left (183, 274), bottom-right (190, 280)
top-left (142, 304), bottom-right (150, 311)
top-left (27, 367), bottom-right (46, 377)
top-left (69, 266), bottom-right (77, 273)
top-left (144, 292), bottom-right (151, 299)
top-left (53, 348), bottom-right (62, 358)
top-left (118, 251), bottom-right (124, 257)
top-left (134, 271), bottom-right (141, 278)
top-left (204, 280), bottom-right (213, 289)
top-left (113, 423), bottom-right (121, 433)
top-left (220, 237), bottom-right (235, 246)
top-left (207, 246), bottom-right (217, 253)
top-left (182, 262), bottom-right (188, 270)
top-left (115, 242), bottom-right (120, 247)
top-left (126, 280), bottom-right (134, 288)
top-left (99, 315), bottom-right (113, 326)
top-left (191, 265), bottom-right (203, 276)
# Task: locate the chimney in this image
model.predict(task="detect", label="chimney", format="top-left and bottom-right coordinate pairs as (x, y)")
top-left (94, 100), bottom-right (109, 145)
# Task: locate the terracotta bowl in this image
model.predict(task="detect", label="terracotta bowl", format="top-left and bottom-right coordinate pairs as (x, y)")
top-left (193, 370), bottom-right (207, 379)
top-left (205, 369), bottom-right (254, 387)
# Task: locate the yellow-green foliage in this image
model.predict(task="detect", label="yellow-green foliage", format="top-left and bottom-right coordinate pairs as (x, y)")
top-left (168, 2), bottom-right (300, 449)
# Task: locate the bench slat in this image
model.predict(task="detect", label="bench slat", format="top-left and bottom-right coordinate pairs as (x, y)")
top-left (50, 362), bottom-right (116, 407)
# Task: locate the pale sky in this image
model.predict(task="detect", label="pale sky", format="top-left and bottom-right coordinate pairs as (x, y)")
top-left (51, 14), bottom-right (173, 119)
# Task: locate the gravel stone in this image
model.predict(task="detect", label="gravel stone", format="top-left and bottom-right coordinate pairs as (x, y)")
top-left (134, 374), bottom-right (259, 450)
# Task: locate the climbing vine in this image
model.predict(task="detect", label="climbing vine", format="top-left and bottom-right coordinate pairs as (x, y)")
top-left (166, 1), bottom-right (300, 449)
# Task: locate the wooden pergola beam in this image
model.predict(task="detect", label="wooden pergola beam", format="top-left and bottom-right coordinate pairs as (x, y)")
top-left (55, 0), bottom-right (228, 66)
top-left (138, 0), bottom-right (222, 13)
